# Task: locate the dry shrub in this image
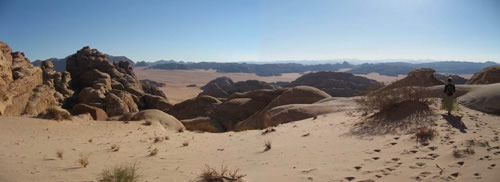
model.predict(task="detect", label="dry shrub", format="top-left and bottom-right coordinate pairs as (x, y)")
top-left (99, 162), bottom-right (140, 182)
top-left (178, 128), bottom-right (185, 133)
top-left (356, 86), bottom-right (431, 116)
top-left (56, 149), bottom-right (64, 160)
top-left (149, 148), bottom-right (158, 156)
top-left (466, 139), bottom-right (490, 148)
top-left (78, 153), bottom-right (90, 167)
top-left (39, 107), bottom-right (72, 121)
top-left (153, 136), bottom-right (163, 143)
top-left (263, 141), bottom-right (272, 152)
top-left (359, 82), bottom-right (386, 96)
top-left (199, 164), bottom-right (246, 182)
top-left (111, 144), bottom-right (120, 152)
top-left (453, 147), bottom-right (475, 158)
top-left (182, 141), bottom-right (189, 147)
top-left (415, 127), bottom-right (438, 143)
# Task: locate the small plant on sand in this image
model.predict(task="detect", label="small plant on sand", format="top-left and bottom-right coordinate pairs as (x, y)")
top-left (453, 147), bottom-right (475, 158)
top-left (149, 148), bottom-right (158, 156)
top-left (99, 162), bottom-right (140, 182)
top-left (182, 141), bottom-right (189, 147)
top-left (39, 107), bottom-right (72, 121)
top-left (263, 141), bottom-right (272, 152)
top-left (88, 138), bottom-right (93, 143)
top-left (178, 128), bottom-right (184, 133)
top-left (142, 120), bottom-right (152, 126)
top-left (199, 164), bottom-right (246, 182)
top-left (355, 86), bottom-right (431, 116)
top-left (153, 136), bottom-right (163, 143)
top-left (78, 153), bottom-right (90, 168)
top-left (415, 127), bottom-right (438, 143)
top-left (111, 144), bottom-right (120, 152)
top-left (56, 149), bottom-right (64, 160)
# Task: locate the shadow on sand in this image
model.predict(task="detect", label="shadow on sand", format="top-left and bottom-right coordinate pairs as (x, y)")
top-left (442, 114), bottom-right (467, 133)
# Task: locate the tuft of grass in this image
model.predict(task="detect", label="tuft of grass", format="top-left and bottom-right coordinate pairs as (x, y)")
top-left (199, 164), bottom-right (246, 182)
top-left (178, 128), bottom-right (184, 133)
top-left (453, 147), bottom-right (475, 158)
top-left (264, 141), bottom-right (272, 152)
top-left (56, 149), bottom-right (64, 160)
top-left (149, 148), bottom-right (158, 156)
top-left (111, 144), bottom-right (120, 152)
top-left (78, 153), bottom-right (90, 168)
top-left (153, 136), bottom-right (163, 143)
top-left (99, 162), bottom-right (140, 182)
top-left (182, 141), bottom-right (189, 147)
top-left (466, 139), bottom-right (490, 148)
top-left (39, 107), bottom-right (72, 121)
top-left (415, 127), bottom-right (438, 143)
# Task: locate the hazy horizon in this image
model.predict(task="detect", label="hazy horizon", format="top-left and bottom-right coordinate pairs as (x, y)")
top-left (1, 0), bottom-right (499, 63)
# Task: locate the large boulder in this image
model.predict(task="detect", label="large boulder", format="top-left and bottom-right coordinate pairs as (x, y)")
top-left (129, 109), bottom-right (185, 131)
top-left (210, 98), bottom-right (268, 131)
top-left (72, 103), bottom-right (108, 120)
top-left (167, 95), bottom-right (221, 120)
top-left (140, 79), bottom-right (166, 98)
top-left (104, 93), bottom-right (130, 117)
top-left (235, 86), bottom-right (332, 131)
top-left (378, 68), bottom-right (444, 92)
top-left (287, 72), bottom-right (380, 97)
top-left (181, 117), bottom-right (224, 133)
top-left (466, 65), bottom-right (500, 84)
top-left (143, 94), bottom-right (173, 113)
top-left (198, 77), bottom-right (278, 98)
top-left (23, 85), bottom-right (60, 115)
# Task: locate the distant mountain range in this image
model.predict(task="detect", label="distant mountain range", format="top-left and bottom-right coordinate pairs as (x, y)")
top-left (32, 55), bottom-right (498, 77)
top-left (32, 54), bottom-right (134, 72)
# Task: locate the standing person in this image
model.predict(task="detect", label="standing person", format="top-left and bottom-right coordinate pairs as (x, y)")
top-left (442, 77), bottom-right (456, 115)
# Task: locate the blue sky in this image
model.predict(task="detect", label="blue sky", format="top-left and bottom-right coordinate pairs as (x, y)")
top-left (0, 0), bottom-right (499, 62)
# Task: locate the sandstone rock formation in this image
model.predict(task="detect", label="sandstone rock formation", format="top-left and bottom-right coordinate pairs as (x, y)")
top-left (181, 117), bottom-right (224, 133)
top-left (72, 104), bottom-right (108, 120)
top-left (287, 72), bottom-right (379, 97)
top-left (378, 68), bottom-right (444, 92)
top-left (140, 79), bottom-right (166, 98)
top-left (198, 77), bottom-right (278, 98)
top-left (167, 96), bottom-right (221, 120)
top-left (466, 65), bottom-right (500, 84)
top-left (65, 46), bottom-right (170, 117)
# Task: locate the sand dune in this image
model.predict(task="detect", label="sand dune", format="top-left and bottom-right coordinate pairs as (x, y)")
top-left (1, 98), bottom-right (499, 182)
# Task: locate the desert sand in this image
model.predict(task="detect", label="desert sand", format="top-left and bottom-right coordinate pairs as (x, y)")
top-left (134, 68), bottom-right (404, 103)
top-left (1, 98), bottom-right (499, 182)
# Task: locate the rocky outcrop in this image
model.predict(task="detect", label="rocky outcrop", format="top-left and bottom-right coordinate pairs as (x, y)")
top-left (181, 117), bottom-right (224, 133)
top-left (287, 72), bottom-right (379, 97)
top-left (140, 79), bottom-right (166, 98)
top-left (72, 104), bottom-right (108, 120)
top-left (210, 98), bottom-right (268, 131)
top-left (378, 68), bottom-right (444, 92)
top-left (167, 96), bottom-right (221, 120)
top-left (235, 86), bottom-right (332, 131)
top-left (466, 65), bottom-right (500, 84)
top-left (198, 77), bottom-right (278, 98)
top-left (434, 73), bottom-right (467, 84)
top-left (0, 42), bottom-right (45, 116)
top-left (66, 46), bottom-right (170, 116)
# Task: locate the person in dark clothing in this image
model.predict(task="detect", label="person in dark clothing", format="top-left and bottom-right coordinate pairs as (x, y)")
top-left (442, 77), bottom-right (456, 115)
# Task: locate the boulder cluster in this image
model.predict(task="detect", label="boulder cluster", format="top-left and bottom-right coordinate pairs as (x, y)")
top-left (198, 77), bottom-right (278, 98)
top-left (466, 65), bottom-right (500, 84)
top-left (0, 41), bottom-right (70, 116)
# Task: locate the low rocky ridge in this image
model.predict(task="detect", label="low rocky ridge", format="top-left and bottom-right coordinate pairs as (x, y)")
top-left (286, 71), bottom-right (380, 97)
top-left (198, 76), bottom-right (278, 98)
top-left (466, 65), bottom-right (500, 84)
top-left (378, 68), bottom-right (444, 92)
top-left (434, 73), bottom-right (468, 84)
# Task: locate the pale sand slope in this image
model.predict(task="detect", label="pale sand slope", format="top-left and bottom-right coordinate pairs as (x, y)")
top-left (134, 68), bottom-right (403, 103)
top-left (1, 99), bottom-right (499, 182)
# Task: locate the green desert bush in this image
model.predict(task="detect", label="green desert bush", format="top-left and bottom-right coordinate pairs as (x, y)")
top-left (99, 162), bottom-right (140, 182)
top-left (39, 107), bottom-right (72, 121)
top-left (199, 164), bottom-right (246, 182)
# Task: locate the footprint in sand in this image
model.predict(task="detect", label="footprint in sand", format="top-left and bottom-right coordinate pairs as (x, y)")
top-left (428, 146), bottom-right (438, 151)
top-left (390, 142), bottom-right (397, 146)
top-left (457, 161), bottom-right (464, 166)
top-left (344, 176), bottom-right (355, 181)
top-left (373, 149), bottom-right (381, 152)
top-left (488, 164), bottom-right (496, 169)
top-left (372, 157), bottom-right (380, 160)
top-left (354, 166), bottom-right (362, 170)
